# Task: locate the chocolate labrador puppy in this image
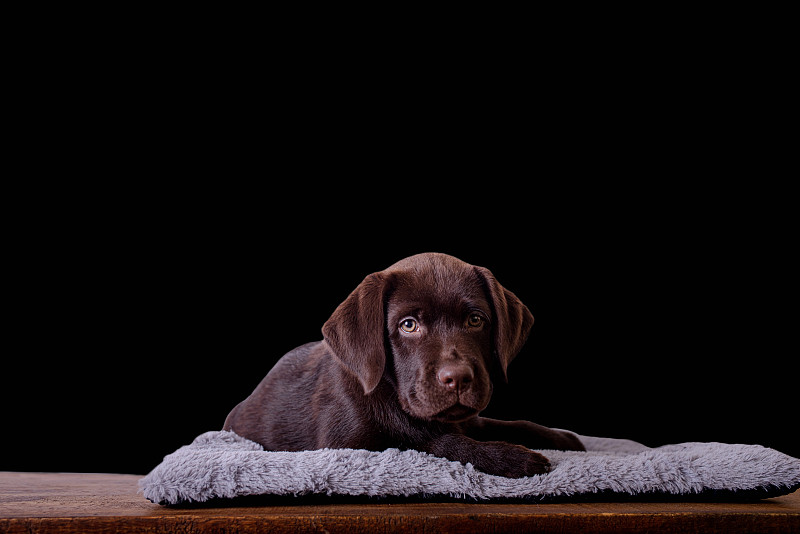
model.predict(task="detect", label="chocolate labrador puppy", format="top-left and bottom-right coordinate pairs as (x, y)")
top-left (224, 253), bottom-right (584, 477)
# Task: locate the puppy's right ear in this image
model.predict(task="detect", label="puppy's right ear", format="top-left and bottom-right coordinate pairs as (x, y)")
top-left (474, 266), bottom-right (534, 383)
top-left (322, 272), bottom-right (389, 395)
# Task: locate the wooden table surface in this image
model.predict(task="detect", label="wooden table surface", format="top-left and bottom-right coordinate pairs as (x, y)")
top-left (1, 472), bottom-right (799, 533)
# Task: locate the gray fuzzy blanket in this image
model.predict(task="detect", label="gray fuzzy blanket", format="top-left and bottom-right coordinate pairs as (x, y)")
top-left (140, 430), bottom-right (800, 505)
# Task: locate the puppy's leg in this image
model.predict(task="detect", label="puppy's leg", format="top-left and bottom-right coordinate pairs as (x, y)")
top-left (421, 433), bottom-right (551, 478)
top-left (462, 417), bottom-right (586, 451)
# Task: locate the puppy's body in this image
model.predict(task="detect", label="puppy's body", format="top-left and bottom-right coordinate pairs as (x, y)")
top-left (225, 253), bottom-right (583, 478)
top-left (226, 341), bottom-right (437, 452)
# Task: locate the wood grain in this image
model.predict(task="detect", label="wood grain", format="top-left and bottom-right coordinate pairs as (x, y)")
top-left (1, 472), bottom-right (799, 533)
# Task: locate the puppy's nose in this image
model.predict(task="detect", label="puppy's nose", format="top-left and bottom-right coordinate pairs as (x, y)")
top-left (437, 364), bottom-right (474, 391)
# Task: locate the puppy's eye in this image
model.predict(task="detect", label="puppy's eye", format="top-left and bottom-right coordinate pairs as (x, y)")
top-left (467, 313), bottom-right (484, 328)
top-left (399, 318), bottom-right (419, 333)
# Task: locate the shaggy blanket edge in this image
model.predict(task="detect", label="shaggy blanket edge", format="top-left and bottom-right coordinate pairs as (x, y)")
top-left (140, 430), bottom-right (800, 505)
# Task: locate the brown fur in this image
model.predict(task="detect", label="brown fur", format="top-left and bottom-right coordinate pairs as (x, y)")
top-left (224, 253), bottom-right (584, 478)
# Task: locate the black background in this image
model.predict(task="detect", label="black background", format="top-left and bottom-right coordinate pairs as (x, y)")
top-left (3, 183), bottom-right (796, 475)
top-left (3, 27), bottom-right (796, 475)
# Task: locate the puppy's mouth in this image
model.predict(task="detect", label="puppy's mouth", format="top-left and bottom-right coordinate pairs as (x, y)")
top-left (401, 381), bottom-right (489, 422)
top-left (431, 403), bottom-right (479, 423)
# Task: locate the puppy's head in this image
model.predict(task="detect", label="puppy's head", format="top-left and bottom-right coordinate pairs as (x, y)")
top-left (322, 253), bottom-right (533, 423)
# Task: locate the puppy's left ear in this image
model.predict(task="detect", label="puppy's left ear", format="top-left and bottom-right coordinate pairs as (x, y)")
top-left (322, 272), bottom-right (389, 394)
top-left (474, 266), bottom-right (534, 382)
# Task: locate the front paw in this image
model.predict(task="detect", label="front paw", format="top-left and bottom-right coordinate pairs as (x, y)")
top-left (477, 442), bottom-right (551, 478)
top-left (556, 430), bottom-right (586, 452)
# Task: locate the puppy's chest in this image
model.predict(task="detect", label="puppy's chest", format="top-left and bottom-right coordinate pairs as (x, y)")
top-left (365, 396), bottom-right (445, 449)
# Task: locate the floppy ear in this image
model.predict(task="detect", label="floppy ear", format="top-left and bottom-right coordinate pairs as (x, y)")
top-left (474, 266), bottom-right (535, 382)
top-left (321, 272), bottom-right (389, 394)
